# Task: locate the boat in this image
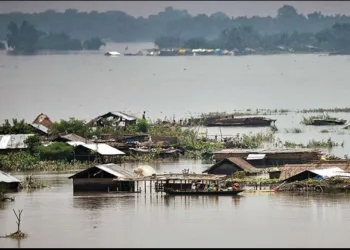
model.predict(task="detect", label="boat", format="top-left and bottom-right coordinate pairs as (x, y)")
top-left (204, 116), bottom-right (276, 127)
top-left (164, 188), bottom-right (244, 196)
top-left (105, 51), bottom-right (121, 56)
top-left (310, 119), bottom-right (346, 125)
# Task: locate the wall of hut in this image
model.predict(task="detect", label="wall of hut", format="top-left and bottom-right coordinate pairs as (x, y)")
top-left (207, 162), bottom-right (244, 175)
top-left (72, 178), bottom-right (134, 192)
top-left (0, 182), bottom-right (20, 191)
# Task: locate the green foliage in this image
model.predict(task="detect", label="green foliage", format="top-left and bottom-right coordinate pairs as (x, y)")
top-left (0, 41), bottom-right (5, 50)
top-left (233, 171), bottom-right (246, 179)
top-left (83, 37), bottom-right (105, 50)
top-left (0, 151), bottom-right (40, 171)
top-left (50, 118), bottom-right (91, 138)
top-left (6, 20), bottom-right (105, 54)
top-left (284, 128), bottom-right (302, 133)
top-left (137, 119), bottom-right (148, 133)
top-left (36, 142), bottom-right (74, 161)
top-left (24, 135), bottom-right (41, 154)
top-left (0, 119), bottom-right (35, 134)
top-left (225, 131), bottom-right (275, 149)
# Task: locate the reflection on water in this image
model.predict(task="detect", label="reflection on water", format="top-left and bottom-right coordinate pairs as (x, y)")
top-left (1, 169), bottom-right (350, 247)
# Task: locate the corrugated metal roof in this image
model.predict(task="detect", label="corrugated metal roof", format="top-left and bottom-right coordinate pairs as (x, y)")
top-left (29, 123), bottom-right (49, 134)
top-left (109, 111), bottom-right (137, 121)
top-left (214, 148), bottom-right (321, 154)
top-left (96, 163), bottom-right (136, 178)
top-left (0, 134), bottom-right (34, 149)
top-left (68, 163), bottom-right (136, 179)
top-left (309, 167), bottom-right (350, 178)
top-left (58, 133), bottom-right (92, 143)
top-left (66, 141), bottom-right (125, 155)
top-left (203, 157), bottom-right (260, 174)
top-left (247, 154), bottom-right (266, 160)
top-left (0, 170), bottom-right (21, 183)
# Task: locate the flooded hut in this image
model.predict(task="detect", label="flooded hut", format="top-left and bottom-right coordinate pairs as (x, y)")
top-left (0, 170), bottom-right (21, 191)
top-left (66, 141), bottom-right (125, 162)
top-left (202, 157), bottom-right (261, 176)
top-left (213, 148), bottom-right (322, 166)
top-left (29, 123), bottom-right (49, 137)
top-left (68, 163), bottom-right (137, 192)
top-left (280, 161), bottom-right (350, 180)
top-left (282, 167), bottom-right (350, 183)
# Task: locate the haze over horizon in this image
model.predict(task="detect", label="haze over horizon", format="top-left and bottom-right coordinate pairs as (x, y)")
top-left (1, 1), bottom-right (350, 17)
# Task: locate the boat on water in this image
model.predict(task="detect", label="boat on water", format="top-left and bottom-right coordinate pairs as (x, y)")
top-left (310, 119), bottom-right (347, 125)
top-left (204, 116), bottom-right (276, 127)
top-left (105, 51), bottom-right (121, 56)
top-left (164, 188), bottom-right (244, 196)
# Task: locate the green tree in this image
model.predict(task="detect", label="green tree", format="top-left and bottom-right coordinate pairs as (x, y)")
top-left (0, 41), bottom-right (5, 50)
top-left (137, 119), bottom-right (148, 133)
top-left (83, 37), bottom-right (105, 50)
top-left (0, 118), bottom-right (34, 134)
top-left (37, 142), bottom-right (74, 161)
top-left (6, 21), bottom-right (43, 54)
top-left (50, 118), bottom-right (92, 138)
top-left (24, 134), bottom-right (41, 154)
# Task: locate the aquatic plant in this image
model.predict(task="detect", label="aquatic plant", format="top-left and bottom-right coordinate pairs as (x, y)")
top-left (320, 129), bottom-right (329, 133)
top-left (284, 128), bottom-right (302, 133)
top-left (306, 138), bottom-right (340, 148)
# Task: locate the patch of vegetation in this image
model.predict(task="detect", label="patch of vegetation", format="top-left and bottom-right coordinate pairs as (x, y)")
top-left (298, 107), bottom-right (350, 113)
top-left (283, 138), bottom-right (342, 149)
top-left (0, 41), bottom-right (5, 50)
top-left (225, 131), bottom-right (276, 149)
top-left (320, 129), bottom-right (329, 133)
top-left (19, 175), bottom-right (48, 189)
top-left (285, 128), bottom-right (302, 133)
top-left (0, 118), bottom-right (35, 134)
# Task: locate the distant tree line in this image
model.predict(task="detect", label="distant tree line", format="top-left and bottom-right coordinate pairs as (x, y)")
top-left (6, 21), bottom-right (105, 54)
top-left (155, 22), bottom-right (350, 53)
top-left (0, 5), bottom-right (350, 43)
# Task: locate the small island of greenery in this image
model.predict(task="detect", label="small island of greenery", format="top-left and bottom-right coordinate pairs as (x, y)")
top-left (6, 21), bottom-right (105, 55)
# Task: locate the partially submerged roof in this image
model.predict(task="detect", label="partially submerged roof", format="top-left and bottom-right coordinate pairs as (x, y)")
top-left (0, 134), bottom-right (34, 149)
top-left (54, 133), bottom-right (92, 143)
top-left (87, 111), bottom-right (138, 126)
top-left (66, 141), bottom-right (125, 155)
top-left (68, 163), bottom-right (136, 179)
top-left (282, 166), bottom-right (350, 182)
top-left (203, 157), bottom-right (260, 174)
top-left (116, 173), bottom-right (227, 181)
top-left (280, 162), bottom-right (350, 179)
top-left (214, 148), bottom-right (321, 154)
top-left (0, 170), bottom-right (21, 183)
top-left (29, 123), bottom-right (49, 135)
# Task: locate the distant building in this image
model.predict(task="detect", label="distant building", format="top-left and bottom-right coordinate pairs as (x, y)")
top-left (87, 111), bottom-right (137, 128)
top-left (68, 163), bottom-right (137, 192)
top-left (202, 157), bottom-right (260, 176)
top-left (29, 123), bottom-right (49, 137)
top-left (52, 133), bottom-right (92, 144)
top-left (0, 134), bottom-right (34, 153)
top-left (32, 113), bottom-right (53, 129)
top-left (66, 141), bottom-right (125, 162)
top-left (0, 170), bottom-right (21, 191)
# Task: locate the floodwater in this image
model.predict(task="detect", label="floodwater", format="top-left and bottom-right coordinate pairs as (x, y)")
top-left (1, 42), bottom-right (350, 157)
top-left (1, 160), bottom-right (350, 248)
top-left (1, 43), bottom-right (350, 247)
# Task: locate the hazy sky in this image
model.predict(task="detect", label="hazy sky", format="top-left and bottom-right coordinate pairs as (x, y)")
top-left (0, 1), bottom-right (350, 17)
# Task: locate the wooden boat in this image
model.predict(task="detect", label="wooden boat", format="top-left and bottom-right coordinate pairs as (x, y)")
top-left (310, 119), bottom-right (346, 125)
top-left (164, 189), bottom-right (244, 196)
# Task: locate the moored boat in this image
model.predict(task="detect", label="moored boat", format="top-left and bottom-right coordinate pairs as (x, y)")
top-left (164, 188), bottom-right (244, 196)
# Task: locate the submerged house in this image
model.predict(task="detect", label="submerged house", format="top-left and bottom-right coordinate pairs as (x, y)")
top-left (68, 163), bottom-right (137, 192)
top-left (282, 167), bottom-right (350, 183)
top-left (66, 141), bottom-right (125, 162)
top-left (213, 148), bottom-right (322, 167)
top-left (87, 111), bottom-right (137, 128)
top-left (0, 170), bottom-right (21, 191)
top-left (202, 157), bottom-right (260, 176)
top-left (0, 134), bottom-right (34, 153)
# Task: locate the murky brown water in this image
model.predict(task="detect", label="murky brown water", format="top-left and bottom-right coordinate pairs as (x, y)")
top-left (1, 160), bottom-right (350, 248)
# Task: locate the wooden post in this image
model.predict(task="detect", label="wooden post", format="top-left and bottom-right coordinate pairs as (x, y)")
top-left (144, 181), bottom-right (146, 194)
top-left (13, 209), bottom-right (23, 232)
top-left (150, 180), bottom-right (152, 195)
top-left (136, 181), bottom-right (139, 192)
